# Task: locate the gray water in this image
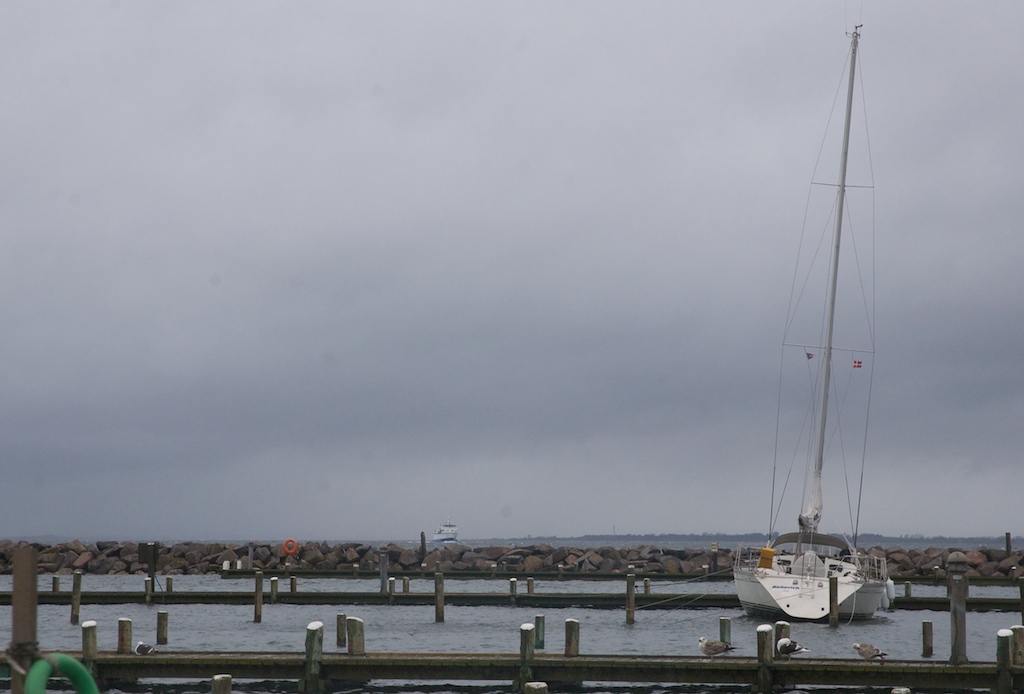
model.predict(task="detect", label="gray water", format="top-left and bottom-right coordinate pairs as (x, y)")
top-left (3, 574), bottom-right (1021, 693)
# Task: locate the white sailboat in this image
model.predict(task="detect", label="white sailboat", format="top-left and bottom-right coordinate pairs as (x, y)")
top-left (733, 27), bottom-right (892, 622)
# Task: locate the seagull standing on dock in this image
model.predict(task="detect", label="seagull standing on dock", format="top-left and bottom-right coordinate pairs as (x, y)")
top-left (698, 636), bottom-right (736, 658)
top-left (852, 642), bottom-right (886, 660)
top-left (777, 637), bottom-right (809, 658)
top-left (135, 641), bottom-right (157, 655)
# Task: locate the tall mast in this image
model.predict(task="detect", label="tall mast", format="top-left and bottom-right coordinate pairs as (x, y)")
top-left (799, 27), bottom-right (861, 536)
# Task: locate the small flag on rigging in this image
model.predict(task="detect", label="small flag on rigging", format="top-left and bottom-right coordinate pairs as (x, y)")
top-left (853, 360), bottom-right (863, 368)
top-left (806, 352), bottom-right (814, 360)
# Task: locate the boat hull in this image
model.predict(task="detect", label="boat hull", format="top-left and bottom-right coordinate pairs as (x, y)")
top-left (734, 565), bottom-right (885, 621)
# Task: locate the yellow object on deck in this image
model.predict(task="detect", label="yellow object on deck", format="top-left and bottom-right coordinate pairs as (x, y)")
top-left (758, 547), bottom-right (775, 569)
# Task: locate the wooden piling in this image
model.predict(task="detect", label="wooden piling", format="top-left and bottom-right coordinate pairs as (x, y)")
top-left (922, 620), bottom-right (934, 657)
top-left (1011, 624), bottom-right (1024, 666)
top-left (388, 576), bottom-right (396, 603)
top-left (773, 620), bottom-right (789, 657)
top-left (905, 581), bottom-right (912, 598)
top-left (527, 577), bottom-right (535, 594)
top-left (291, 575), bottom-right (298, 593)
top-left (1007, 532), bottom-right (1013, 555)
top-left (402, 577), bottom-right (410, 593)
top-left (379, 547), bottom-right (389, 593)
top-left (166, 576), bottom-right (174, 593)
top-left (828, 576), bottom-right (838, 628)
top-left (254, 571), bottom-right (264, 623)
top-left (756, 624), bottom-right (774, 694)
top-left (420, 532), bottom-right (427, 559)
top-left (118, 617), bottom-right (133, 654)
top-left (523, 683), bottom-right (548, 694)
top-left (534, 614), bottom-right (546, 649)
top-left (434, 572), bottom-right (445, 623)
top-left (71, 569), bottom-right (82, 625)
top-left (11, 547), bottom-right (38, 694)
top-left (346, 616), bottom-right (365, 656)
top-left (565, 618), bottom-right (580, 657)
top-left (947, 551), bottom-right (969, 665)
top-left (81, 620), bottom-right (98, 659)
top-left (52, 576), bottom-right (60, 592)
top-left (721, 616), bottom-right (733, 645)
top-left (336, 612), bottom-right (347, 648)
top-left (996, 628), bottom-right (1013, 694)
top-left (517, 623), bottom-right (536, 692)
top-left (270, 576), bottom-right (279, 604)
top-left (300, 620), bottom-right (324, 694)
top-left (644, 577), bottom-right (651, 595)
top-left (211, 674), bottom-right (232, 694)
top-left (510, 577), bottom-right (518, 605)
top-left (625, 573), bottom-right (636, 625)
top-left (157, 610), bottom-right (169, 645)
top-left (145, 577), bottom-right (153, 605)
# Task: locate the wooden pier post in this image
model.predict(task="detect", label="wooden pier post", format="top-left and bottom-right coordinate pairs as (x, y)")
top-left (379, 546), bottom-right (389, 593)
top-left (773, 621), bottom-right (789, 656)
top-left (52, 576), bottom-right (60, 592)
top-left (828, 576), bottom-right (839, 628)
top-left (534, 614), bottom-right (546, 649)
top-left (565, 619), bottom-right (580, 657)
top-left (291, 575), bottom-right (298, 593)
top-left (71, 569), bottom-right (83, 625)
top-left (81, 620), bottom-right (98, 659)
top-left (510, 577), bottom-right (518, 605)
top-left (300, 620), bottom-right (324, 694)
top-left (434, 572), bottom-right (445, 623)
top-left (625, 573), bottom-right (636, 625)
top-left (904, 581), bottom-right (912, 598)
top-left (157, 610), bottom-right (169, 645)
top-left (1007, 532), bottom-right (1013, 555)
top-left (523, 683), bottom-right (548, 694)
top-left (211, 674), bottom-right (232, 694)
top-left (388, 576), bottom-right (396, 603)
top-left (254, 571), bottom-right (264, 623)
top-left (1011, 624), bottom-right (1024, 665)
top-left (145, 577), bottom-right (153, 605)
top-left (527, 577), bottom-right (535, 594)
top-left (756, 624), bottom-right (774, 694)
top-left (166, 576), bottom-right (173, 593)
top-left (644, 577), bottom-right (651, 595)
top-left (270, 576), bottom-right (279, 604)
top-left (10, 546), bottom-right (38, 694)
top-left (922, 620), bottom-right (934, 657)
top-left (81, 619), bottom-right (98, 678)
top-left (118, 617), bottom-right (133, 654)
top-left (336, 612), bottom-right (347, 648)
top-left (996, 628), bottom-right (1013, 694)
top-left (720, 617), bottom-right (733, 646)
top-left (516, 623), bottom-right (536, 692)
top-left (402, 577), bottom-right (410, 593)
top-left (346, 617), bottom-right (365, 656)
top-left (420, 532), bottom-right (427, 559)
top-left (947, 551), bottom-right (969, 665)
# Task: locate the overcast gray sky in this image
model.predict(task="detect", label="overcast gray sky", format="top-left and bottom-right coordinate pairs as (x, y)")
top-left (2, 2), bottom-right (1022, 544)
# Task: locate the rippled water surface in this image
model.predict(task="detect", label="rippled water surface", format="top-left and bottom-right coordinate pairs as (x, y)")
top-left (3, 574), bottom-right (1021, 693)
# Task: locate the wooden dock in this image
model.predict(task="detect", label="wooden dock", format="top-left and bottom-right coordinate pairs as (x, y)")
top-left (3, 649), bottom-right (1022, 692)
top-left (3, 589), bottom-right (1022, 612)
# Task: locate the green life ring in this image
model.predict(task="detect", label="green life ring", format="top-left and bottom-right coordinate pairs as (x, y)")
top-left (24, 653), bottom-right (99, 694)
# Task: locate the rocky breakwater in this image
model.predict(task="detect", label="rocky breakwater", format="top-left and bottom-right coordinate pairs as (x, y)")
top-left (1, 539), bottom-right (1022, 578)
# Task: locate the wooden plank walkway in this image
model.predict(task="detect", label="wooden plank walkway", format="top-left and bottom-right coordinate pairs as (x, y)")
top-left (2, 651), bottom-right (1021, 692)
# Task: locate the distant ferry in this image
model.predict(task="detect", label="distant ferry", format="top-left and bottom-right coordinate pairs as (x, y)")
top-left (432, 518), bottom-right (458, 543)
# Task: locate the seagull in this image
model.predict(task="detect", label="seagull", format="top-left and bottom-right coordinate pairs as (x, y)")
top-left (698, 636), bottom-right (737, 658)
top-left (777, 637), bottom-right (809, 658)
top-left (135, 641), bottom-right (157, 655)
top-left (852, 642), bottom-right (886, 660)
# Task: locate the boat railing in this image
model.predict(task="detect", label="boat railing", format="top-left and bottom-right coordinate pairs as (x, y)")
top-left (734, 545), bottom-right (887, 582)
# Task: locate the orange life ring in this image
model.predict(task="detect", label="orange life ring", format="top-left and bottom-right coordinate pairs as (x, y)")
top-left (283, 538), bottom-right (299, 555)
